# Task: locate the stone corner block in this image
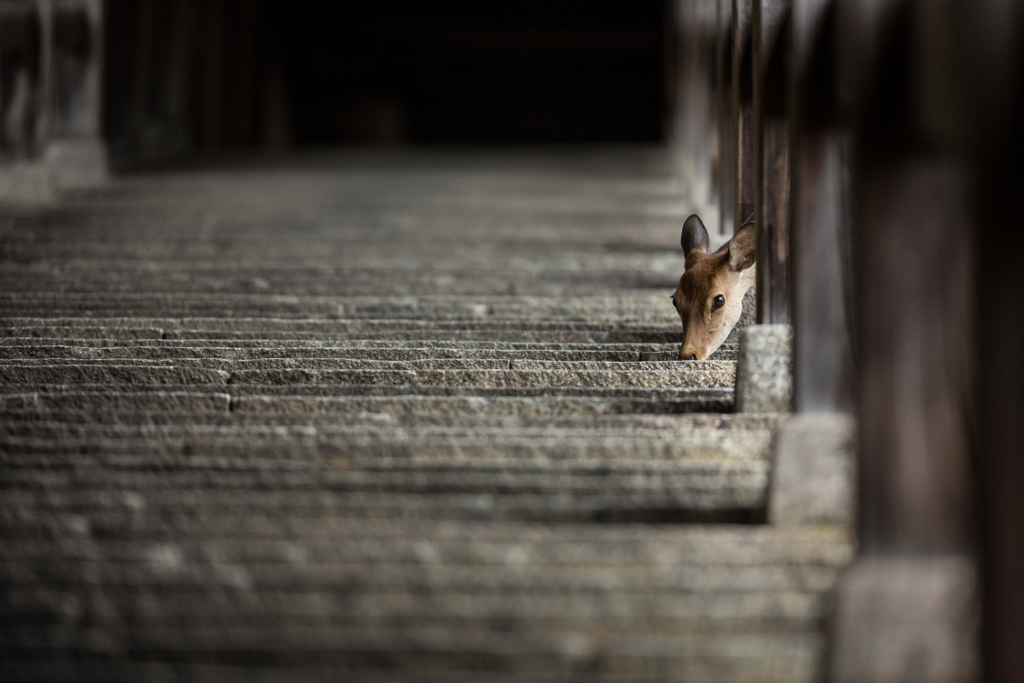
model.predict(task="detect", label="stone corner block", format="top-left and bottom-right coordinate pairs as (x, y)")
top-left (46, 138), bottom-right (109, 190)
top-left (829, 555), bottom-right (979, 683)
top-left (734, 324), bottom-right (792, 413)
top-left (768, 412), bottom-right (856, 526)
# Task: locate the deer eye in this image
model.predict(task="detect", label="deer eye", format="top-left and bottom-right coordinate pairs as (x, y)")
top-left (671, 296), bottom-right (679, 310)
top-left (711, 295), bottom-right (725, 311)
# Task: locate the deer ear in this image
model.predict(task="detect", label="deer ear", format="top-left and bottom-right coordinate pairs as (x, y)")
top-left (681, 215), bottom-right (710, 257)
top-left (727, 222), bottom-right (757, 271)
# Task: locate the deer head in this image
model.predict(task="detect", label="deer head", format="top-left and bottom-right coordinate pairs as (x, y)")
top-left (672, 214), bottom-right (757, 360)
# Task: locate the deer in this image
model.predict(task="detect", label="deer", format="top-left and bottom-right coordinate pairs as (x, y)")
top-left (671, 214), bottom-right (757, 360)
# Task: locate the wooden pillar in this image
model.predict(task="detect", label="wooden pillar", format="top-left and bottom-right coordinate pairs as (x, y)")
top-left (670, 0), bottom-right (718, 212)
top-left (828, 0), bottom-right (978, 680)
top-left (963, 1), bottom-right (1024, 679)
top-left (842, 0), bottom-right (975, 564)
top-left (48, 0), bottom-right (102, 139)
top-left (733, 0), bottom-right (754, 229)
top-left (789, 0), bottom-right (853, 414)
top-left (752, 0), bottom-right (792, 324)
top-left (762, 0), bottom-right (852, 529)
top-left (0, 0), bottom-right (54, 202)
top-left (0, 0), bottom-right (46, 158)
top-left (715, 0), bottom-right (735, 237)
top-left (43, 0), bottom-right (107, 187)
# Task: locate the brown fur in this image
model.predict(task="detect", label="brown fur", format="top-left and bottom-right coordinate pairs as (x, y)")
top-left (673, 218), bottom-right (757, 360)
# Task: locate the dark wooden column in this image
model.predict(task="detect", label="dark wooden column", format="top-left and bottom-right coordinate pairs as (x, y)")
top-left (670, 0), bottom-right (719, 209)
top-left (752, 0), bottom-right (791, 324)
top-left (963, 1), bottom-right (1024, 679)
top-left (828, 0), bottom-right (978, 680)
top-left (0, 0), bottom-right (46, 158)
top-left (842, 0), bottom-right (975, 563)
top-left (49, 0), bottom-right (103, 140)
top-left (789, 0), bottom-right (853, 413)
top-left (732, 0), bottom-right (754, 229)
top-left (715, 0), bottom-right (735, 237)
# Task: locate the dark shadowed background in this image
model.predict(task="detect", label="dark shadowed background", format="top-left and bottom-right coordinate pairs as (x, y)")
top-left (103, 0), bottom-right (669, 166)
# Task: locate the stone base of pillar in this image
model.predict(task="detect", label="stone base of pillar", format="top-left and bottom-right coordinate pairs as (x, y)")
top-left (768, 412), bottom-right (855, 525)
top-left (829, 556), bottom-right (979, 683)
top-left (46, 138), bottom-right (109, 190)
top-left (734, 324), bottom-right (793, 412)
top-left (0, 161), bottom-right (55, 204)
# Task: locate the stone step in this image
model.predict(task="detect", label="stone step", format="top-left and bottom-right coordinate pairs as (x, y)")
top-left (1, 326), bottom-right (683, 344)
top-left (0, 356), bottom-right (727, 373)
top-left (1, 315), bottom-right (680, 332)
top-left (0, 338), bottom-right (708, 351)
top-left (0, 522), bottom-right (850, 569)
top-left (0, 462), bottom-right (768, 521)
top-left (0, 295), bottom-right (683, 321)
top-left (0, 584), bottom-right (828, 631)
top-left (0, 392), bottom-right (233, 413)
top-left (227, 366), bottom-right (735, 388)
top-left (3, 356), bottom-right (513, 371)
top-left (0, 365), bottom-right (230, 385)
top-left (0, 426), bottom-right (768, 461)
top-left (0, 643), bottom-right (820, 683)
top-left (1, 382), bottom-right (734, 399)
top-left (0, 387), bottom-right (734, 414)
top-left (0, 343), bottom-right (733, 362)
top-left (0, 327), bottom-right (166, 340)
top-left (0, 363), bottom-right (735, 388)
top-left (0, 520), bottom-right (847, 680)
top-left (0, 549), bottom-right (840, 596)
top-left (0, 409), bottom-right (777, 431)
top-left (0, 274), bottom-right (675, 297)
top-left (0, 488), bottom-right (757, 526)
top-left (0, 508), bottom-right (846, 561)
top-left (0, 252), bottom-right (684, 272)
top-left (0, 422), bottom-right (774, 451)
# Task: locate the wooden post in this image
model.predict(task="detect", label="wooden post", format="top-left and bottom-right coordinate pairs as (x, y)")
top-left (752, 0), bottom-right (792, 324)
top-left (0, 0), bottom-right (45, 158)
top-left (789, 0), bottom-right (853, 414)
top-left (0, 0), bottom-right (55, 202)
top-left (839, 0), bottom-right (974, 564)
top-left (670, 0), bottom-right (719, 212)
top-left (48, 0), bottom-right (102, 139)
top-left (715, 0), bottom-right (735, 237)
top-left (732, 0), bottom-right (754, 229)
top-left (761, 0), bottom-right (852, 524)
top-left (962, 1), bottom-right (1024, 679)
top-left (43, 0), bottom-right (107, 187)
top-left (828, 1), bottom-right (978, 680)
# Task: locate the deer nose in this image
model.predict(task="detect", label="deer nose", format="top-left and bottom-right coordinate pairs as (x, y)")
top-left (685, 354), bottom-right (696, 361)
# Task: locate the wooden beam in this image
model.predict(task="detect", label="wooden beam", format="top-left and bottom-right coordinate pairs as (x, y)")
top-left (752, 0), bottom-right (792, 324)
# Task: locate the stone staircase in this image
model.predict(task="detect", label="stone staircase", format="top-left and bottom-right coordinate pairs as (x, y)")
top-left (0, 150), bottom-right (852, 682)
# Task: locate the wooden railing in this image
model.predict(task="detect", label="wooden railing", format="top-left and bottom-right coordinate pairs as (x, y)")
top-left (672, 0), bottom-right (1022, 680)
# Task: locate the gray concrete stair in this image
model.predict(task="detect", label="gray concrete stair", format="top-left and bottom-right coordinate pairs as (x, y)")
top-left (0, 149), bottom-right (847, 682)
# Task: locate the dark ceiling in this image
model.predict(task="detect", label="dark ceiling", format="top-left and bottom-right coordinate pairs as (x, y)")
top-left (267, 0), bottom-right (667, 144)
